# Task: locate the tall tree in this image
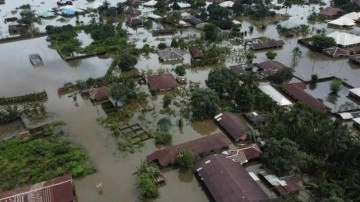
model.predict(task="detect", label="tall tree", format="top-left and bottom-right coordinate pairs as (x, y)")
top-left (205, 67), bottom-right (239, 98)
top-left (190, 88), bottom-right (220, 120)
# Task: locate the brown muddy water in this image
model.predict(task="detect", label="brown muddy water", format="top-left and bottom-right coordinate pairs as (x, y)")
top-left (0, 0), bottom-right (359, 201)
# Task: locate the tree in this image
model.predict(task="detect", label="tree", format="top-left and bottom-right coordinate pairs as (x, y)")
top-left (172, 2), bottom-right (181, 10)
top-left (310, 35), bottom-right (336, 51)
top-left (116, 2), bottom-right (124, 15)
top-left (118, 54), bottom-right (137, 71)
top-left (330, 79), bottom-right (342, 94)
top-left (157, 43), bottom-right (167, 50)
top-left (157, 117), bottom-right (172, 134)
top-left (110, 78), bottom-right (137, 104)
top-left (267, 68), bottom-right (294, 84)
top-left (265, 50), bottom-right (277, 60)
top-left (174, 65), bottom-right (186, 76)
top-left (190, 88), bottom-right (220, 120)
top-left (261, 138), bottom-right (305, 175)
top-left (203, 23), bottom-right (218, 42)
top-left (136, 173), bottom-right (158, 198)
top-left (155, 133), bottom-right (172, 144)
top-left (163, 95), bottom-right (172, 108)
top-left (171, 38), bottom-right (179, 48)
top-left (207, 4), bottom-right (230, 21)
top-left (205, 67), bottom-right (239, 97)
top-left (292, 47), bottom-right (302, 62)
top-left (176, 150), bottom-right (195, 169)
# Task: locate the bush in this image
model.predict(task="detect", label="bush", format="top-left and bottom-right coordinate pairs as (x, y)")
top-left (157, 43), bottom-right (167, 50)
top-left (163, 95), bottom-right (172, 108)
top-left (157, 117), bottom-right (172, 133)
top-left (266, 50), bottom-right (277, 60)
top-left (174, 65), bottom-right (186, 76)
top-left (136, 173), bottom-right (159, 198)
top-left (176, 150), bottom-right (195, 169)
top-left (155, 133), bottom-right (172, 145)
top-left (330, 79), bottom-right (342, 94)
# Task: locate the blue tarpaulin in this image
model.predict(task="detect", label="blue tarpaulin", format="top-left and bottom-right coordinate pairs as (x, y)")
top-left (62, 9), bottom-right (75, 16)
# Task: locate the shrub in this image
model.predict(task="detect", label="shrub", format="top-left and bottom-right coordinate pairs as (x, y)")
top-left (157, 43), bottom-right (167, 50)
top-left (176, 150), bottom-right (195, 169)
top-left (155, 133), bottom-right (172, 145)
top-left (136, 173), bottom-right (159, 198)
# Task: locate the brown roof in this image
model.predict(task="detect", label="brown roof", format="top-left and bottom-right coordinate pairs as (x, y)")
top-left (147, 73), bottom-right (178, 90)
top-left (146, 133), bottom-right (231, 167)
top-left (323, 46), bottom-right (349, 57)
top-left (215, 112), bottom-right (248, 141)
top-left (255, 60), bottom-right (288, 77)
top-left (224, 144), bottom-right (262, 164)
top-left (182, 15), bottom-right (204, 26)
top-left (319, 7), bottom-right (342, 17)
top-left (124, 7), bottom-right (141, 16)
top-left (89, 88), bottom-right (109, 101)
top-left (126, 18), bottom-right (143, 27)
top-left (189, 48), bottom-right (204, 59)
top-left (280, 83), bottom-right (327, 112)
top-left (0, 175), bottom-right (74, 202)
top-left (195, 154), bottom-right (269, 202)
top-left (274, 177), bottom-right (301, 196)
top-left (250, 40), bottom-right (285, 51)
top-left (152, 29), bottom-right (175, 36)
top-left (349, 55), bottom-right (360, 63)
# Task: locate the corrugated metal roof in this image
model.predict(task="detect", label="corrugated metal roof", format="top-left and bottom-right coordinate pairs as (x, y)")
top-left (259, 84), bottom-right (292, 106)
top-left (215, 112), bottom-right (248, 141)
top-left (0, 175), bottom-right (74, 202)
top-left (147, 73), bottom-right (178, 90)
top-left (146, 133), bottom-right (231, 167)
top-left (349, 87), bottom-right (360, 97)
top-left (195, 154), bottom-right (269, 202)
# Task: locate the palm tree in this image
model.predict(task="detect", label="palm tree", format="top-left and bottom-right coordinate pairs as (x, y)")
top-left (292, 46), bottom-right (302, 61)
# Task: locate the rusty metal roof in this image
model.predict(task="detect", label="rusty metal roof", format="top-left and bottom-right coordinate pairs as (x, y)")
top-left (147, 73), bottom-right (178, 90)
top-left (195, 154), bottom-right (269, 202)
top-left (0, 175), bottom-right (74, 202)
top-left (215, 112), bottom-right (248, 141)
top-left (146, 133), bottom-right (231, 167)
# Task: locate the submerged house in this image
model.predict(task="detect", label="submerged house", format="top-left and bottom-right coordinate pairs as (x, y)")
top-left (222, 144), bottom-right (263, 165)
top-left (146, 133), bottom-right (231, 167)
top-left (152, 28), bottom-right (175, 36)
top-left (319, 7), bottom-right (342, 18)
top-left (258, 83), bottom-right (292, 106)
top-left (349, 55), bottom-right (360, 64)
top-left (255, 60), bottom-right (288, 78)
top-left (89, 88), bottom-right (109, 101)
top-left (124, 7), bottom-right (141, 16)
top-left (195, 154), bottom-right (269, 202)
top-left (0, 175), bottom-right (76, 202)
top-left (281, 83), bottom-right (328, 112)
top-left (323, 46), bottom-right (350, 57)
top-left (349, 87), bottom-right (360, 102)
top-left (158, 48), bottom-right (185, 61)
top-left (126, 18), bottom-right (143, 28)
top-left (8, 24), bottom-right (29, 35)
top-left (214, 112), bottom-right (248, 141)
top-left (249, 39), bottom-right (285, 51)
top-left (147, 73), bottom-right (179, 91)
top-left (189, 48), bottom-right (204, 60)
top-left (327, 31), bottom-right (360, 47)
top-left (259, 170), bottom-right (301, 196)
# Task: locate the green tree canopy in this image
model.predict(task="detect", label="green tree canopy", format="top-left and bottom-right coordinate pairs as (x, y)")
top-left (267, 68), bottom-right (293, 84)
top-left (157, 117), bottom-right (172, 134)
top-left (205, 66), bottom-right (239, 98)
top-left (330, 79), bottom-right (342, 94)
top-left (174, 65), bottom-right (186, 76)
top-left (310, 35), bottom-right (336, 51)
top-left (118, 54), bottom-right (137, 71)
top-left (176, 150), bottom-right (195, 169)
top-left (265, 50), bottom-right (277, 60)
top-left (203, 23), bottom-right (218, 42)
top-left (190, 88), bottom-right (220, 120)
top-left (136, 173), bottom-right (158, 198)
top-left (110, 78), bottom-right (136, 104)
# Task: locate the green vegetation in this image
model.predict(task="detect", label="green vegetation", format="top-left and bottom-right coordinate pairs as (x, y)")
top-left (330, 79), bottom-right (342, 94)
top-left (191, 44), bottom-right (231, 67)
top-left (0, 90), bottom-right (47, 105)
top-left (155, 133), bottom-right (172, 145)
top-left (267, 68), bottom-right (294, 84)
top-left (174, 65), bottom-right (186, 76)
top-left (176, 150), bottom-right (195, 170)
top-left (276, 24), bottom-right (310, 37)
top-left (157, 43), bottom-right (167, 50)
top-left (203, 23), bottom-right (219, 42)
top-left (265, 50), bottom-right (277, 60)
top-left (0, 126), bottom-right (95, 191)
top-left (333, 0), bottom-right (360, 13)
top-left (0, 106), bottom-right (20, 124)
top-left (190, 88), bottom-right (220, 120)
top-left (46, 25), bottom-right (82, 57)
top-left (135, 162), bottom-right (161, 199)
top-left (157, 117), bottom-right (172, 134)
top-left (110, 77), bottom-right (137, 104)
top-left (206, 66), bottom-right (239, 98)
top-left (163, 95), bottom-right (172, 108)
top-left (308, 12), bottom-right (327, 22)
top-left (310, 35), bottom-right (337, 51)
top-left (118, 54), bottom-right (138, 71)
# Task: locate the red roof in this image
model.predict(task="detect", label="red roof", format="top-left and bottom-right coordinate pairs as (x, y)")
top-left (274, 177), bottom-right (301, 196)
top-left (147, 73), bottom-right (178, 91)
top-left (0, 175), bottom-right (74, 202)
top-left (89, 88), bottom-right (109, 101)
top-left (319, 7), bottom-right (342, 17)
top-left (225, 144), bottom-right (263, 164)
top-left (215, 112), bottom-right (248, 141)
top-left (255, 60), bottom-right (288, 77)
top-left (281, 83), bottom-right (327, 112)
top-left (195, 154), bottom-right (269, 202)
top-left (146, 133), bottom-right (231, 167)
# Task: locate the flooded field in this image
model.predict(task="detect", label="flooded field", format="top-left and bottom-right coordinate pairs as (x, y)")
top-left (0, 0), bottom-right (359, 201)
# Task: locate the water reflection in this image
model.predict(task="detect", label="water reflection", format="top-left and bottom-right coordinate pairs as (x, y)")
top-left (191, 120), bottom-right (218, 135)
top-left (178, 169), bottom-right (194, 183)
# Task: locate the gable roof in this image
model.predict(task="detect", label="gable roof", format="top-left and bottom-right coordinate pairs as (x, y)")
top-left (280, 83), bottom-right (328, 112)
top-left (124, 7), bottom-right (141, 16)
top-left (158, 48), bottom-right (185, 61)
top-left (250, 39), bottom-right (285, 50)
top-left (319, 7), bottom-right (342, 17)
top-left (147, 73), bottom-right (178, 90)
top-left (214, 112), bottom-right (248, 141)
top-left (0, 175), bottom-right (74, 202)
top-left (327, 31), bottom-right (360, 46)
top-left (323, 46), bottom-right (349, 57)
top-left (223, 144), bottom-right (263, 164)
top-left (89, 88), bottom-right (109, 101)
top-left (195, 154), bottom-right (269, 202)
top-left (259, 84), bottom-right (292, 106)
top-left (328, 17), bottom-right (355, 26)
top-left (255, 60), bottom-right (288, 77)
top-left (146, 133), bottom-right (231, 167)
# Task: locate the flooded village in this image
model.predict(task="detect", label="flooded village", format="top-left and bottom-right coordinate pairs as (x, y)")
top-left (0, 0), bottom-right (360, 201)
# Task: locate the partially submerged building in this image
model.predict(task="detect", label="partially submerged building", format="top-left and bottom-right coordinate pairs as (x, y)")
top-left (258, 83), bottom-right (292, 106)
top-left (195, 154), bottom-right (269, 202)
top-left (255, 60), bottom-right (288, 78)
top-left (182, 15), bottom-right (204, 27)
top-left (249, 39), bottom-right (285, 51)
top-left (152, 28), bottom-right (175, 37)
top-left (222, 144), bottom-right (263, 164)
top-left (281, 83), bottom-right (328, 112)
top-left (214, 112), bottom-right (248, 141)
top-left (89, 87), bottom-right (109, 101)
top-left (259, 170), bottom-right (301, 196)
top-left (327, 31), bottom-right (360, 47)
top-left (244, 112), bottom-right (264, 128)
top-left (146, 133), bottom-right (231, 167)
top-left (0, 175), bottom-right (75, 202)
top-left (124, 7), bottom-right (141, 16)
top-left (349, 87), bottom-right (360, 102)
top-left (158, 48), bottom-right (185, 61)
top-left (8, 24), bottom-right (29, 35)
top-left (147, 73), bottom-right (179, 91)
top-left (189, 48), bottom-right (204, 60)
top-left (319, 7), bottom-right (342, 18)
top-left (323, 46), bottom-right (350, 57)
top-left (126, 18), bottom-right (143, 28)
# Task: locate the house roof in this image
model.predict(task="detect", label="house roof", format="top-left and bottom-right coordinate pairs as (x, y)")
top-left (244, 112), bottom-right (264, 126)
top-left (126, 18), bottom-right (143, 27)
top-left (229, 64), bottom-right (253, 73)
top-left (0, 175), bottom-right (74, 202)
top-left (189, 48), bottom-right (203, 59)
top-left (89, 88), bottom-right (109, 101)
top-left (195, 154), bottom-right (269, 202)
top-left (219, 1), bottom-right (234, 7)
top-left (158, 48), bottom-right (185, 60)
top-left (259, 171), bottom-right (300, 196)
top-left (319, 7), bottom-right (342, 17)
top-left (223, 144), bottom-right (263, 164)
top-left (146, 133), bottom-right (231, 167)
top-left (214, 112), bottom-right (248, 141)
top-left (250, 40), bottom-right (285, 50)
top-left (259, 84), bottom-right (292, 106)
top-left (323, 46), bottom-right (350, 57)
top-left (349, 87), bottom-right (360, 97)
top-left (327, 31), bottom-right (360, 46)
top-left (280, 83), bottom-right (327, 112)
top-left (147, 73), bottom-right (179, 90)
top-left (328, 17), bottom-right (355, 27)
top-left (124, 7), bottom-right (141, 16)
top-left (349, 55), bottom-right (360, 63)
top-left (182, 15), bottom-right (204, 26)
top-left (255, 60), bottom-right (287, 77)
top-left (152, 29), bottom-right (175, 36)
top-left (342, 11), bottom-right (360, 21)
top-left (143, 0), bottom-right (157, 6)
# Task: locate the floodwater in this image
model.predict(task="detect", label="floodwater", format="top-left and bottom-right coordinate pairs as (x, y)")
top-left (0, 0), bottom-right (359, 201)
